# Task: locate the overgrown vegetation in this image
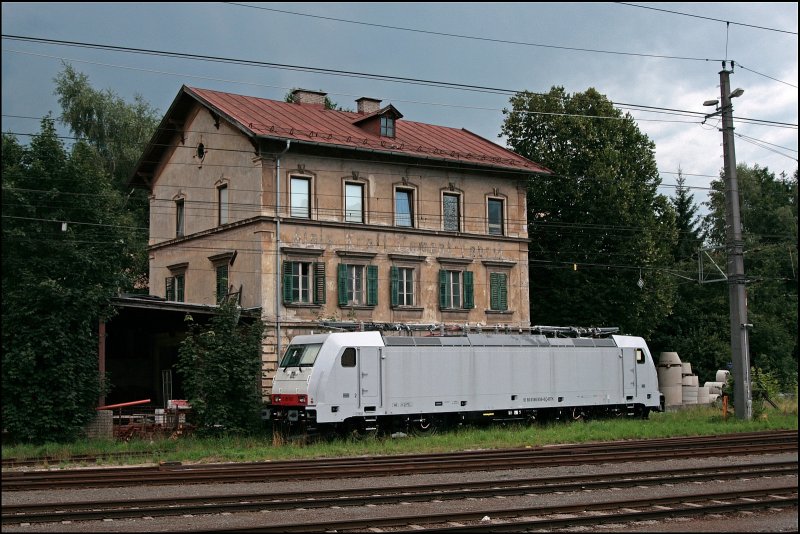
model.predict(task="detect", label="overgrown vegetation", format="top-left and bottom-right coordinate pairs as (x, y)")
top-left (502, 86), bottom-right (797, 392)
top-left (176, 299), bottom-right (265, 436)
top-left (54, 64), bottom-right (159, 289)
top-left (4, 402), bottom-right (796, 466)
top-left (2, 119), bottom-right (140, 443)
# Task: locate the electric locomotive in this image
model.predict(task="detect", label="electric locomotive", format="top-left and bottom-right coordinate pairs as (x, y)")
top-left (268, 331), bottom-right (664, 437)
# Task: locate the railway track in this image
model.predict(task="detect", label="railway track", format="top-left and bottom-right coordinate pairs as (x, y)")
top-left (2, 460), bottom-right (795, 525)
top-left (2, 430), bottom-right (796, 491)
top-left (199, 485), bottom-right (798, 532)
top-left (2, 431), bottom-right (792, 469)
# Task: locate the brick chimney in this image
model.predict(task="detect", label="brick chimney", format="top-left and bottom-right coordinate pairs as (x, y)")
top-left (356, 97), bottom-right (382, 115)
top-left (290, 89), bottom-right (327, 108)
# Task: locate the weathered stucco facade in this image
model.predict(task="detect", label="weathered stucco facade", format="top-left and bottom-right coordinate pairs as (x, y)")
top-left (135, 87), bottom-right (550, 396)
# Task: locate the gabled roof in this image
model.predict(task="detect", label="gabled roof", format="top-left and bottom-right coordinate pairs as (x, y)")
top-left (131, 86), bottom-right (551, 186)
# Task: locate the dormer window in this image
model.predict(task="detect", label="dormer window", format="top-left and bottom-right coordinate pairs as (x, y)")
top-left (380, 115), bottom-right (395, 137)
top-left (352, 104), bottom-right (403, 138)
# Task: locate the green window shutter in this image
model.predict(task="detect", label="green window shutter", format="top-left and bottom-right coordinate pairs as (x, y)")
top-left (490, 272), bottom-right (499, 310)
top-left (366, 265), bottom-right (378, 306)
top-left (337, 264), bottom-right (348, 306)
top-left (166, 277), bottom-right (175, 301)
top-left (499, 273), bottom-right (508, 311)
top-left (390, 266), bottom-right (399, 307)
top-left (439, 269), bottom-right (448, 309)
top-left (282, 261), bottom-right (293, 303)
top-left (463, 271), bottom-right (474, 309)
top-left (314, 262), bottom-right (326, 304)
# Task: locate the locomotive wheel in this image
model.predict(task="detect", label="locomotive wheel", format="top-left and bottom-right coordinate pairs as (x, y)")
top-left (411, 415), bottom-right (439, 436)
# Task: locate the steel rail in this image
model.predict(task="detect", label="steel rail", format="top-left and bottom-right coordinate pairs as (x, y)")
top-left (2, 429), bottom-right (795, 470)
top-left (2, 461), bottom-right (796, 525)
top-left (2, 432), bottom-right (796, 491)
top-left (191, 486), bottom-right (799, 532)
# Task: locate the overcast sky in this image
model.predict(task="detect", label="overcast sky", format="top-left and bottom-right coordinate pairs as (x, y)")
top-left (2, 2), bottom-right (797, 210)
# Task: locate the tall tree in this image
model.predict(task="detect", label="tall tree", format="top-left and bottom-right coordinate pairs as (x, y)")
top-left (649, 168), bottom-right (728, 383)
top-left (54, 64), bottom-right (159, 288)
top-left (54, 64), bottom-right (160, 184)
top-left (703, 164), bottom-right (798, 389)
top-left (671, 168), bottom-right (703, 262)
top-left (2, 119), bottom-right (140, 442)
top-left (501, 87), bottom-right (677, 337)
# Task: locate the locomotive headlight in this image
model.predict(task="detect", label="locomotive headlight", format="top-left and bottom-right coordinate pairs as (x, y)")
top-left (298, 395), bottom-right (307, 404)
top-left (272, 394), bottom-right (281, 404)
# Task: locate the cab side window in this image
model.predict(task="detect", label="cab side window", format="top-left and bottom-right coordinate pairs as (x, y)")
top-left (341, 347), bottom-right (356, 367)
top-left (636, 348), bottom-right (645, 364)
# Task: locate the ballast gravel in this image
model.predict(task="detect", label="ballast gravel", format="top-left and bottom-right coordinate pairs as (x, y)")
top-left (2, 451), bottom-right (796, 532)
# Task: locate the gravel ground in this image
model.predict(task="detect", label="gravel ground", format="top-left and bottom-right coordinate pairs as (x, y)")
top-left (2, 452), bottom-right (796, 532)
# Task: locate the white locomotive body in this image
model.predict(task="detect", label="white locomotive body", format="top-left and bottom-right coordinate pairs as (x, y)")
top-left (268, 331), bottom-right (664, 435)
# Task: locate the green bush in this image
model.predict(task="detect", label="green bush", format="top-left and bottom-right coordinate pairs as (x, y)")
top-left (176, 300), bottom-right (265, 436)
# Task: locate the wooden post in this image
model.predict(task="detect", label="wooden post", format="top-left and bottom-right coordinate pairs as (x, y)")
top-left (98, 319), bottom-right (106, 407)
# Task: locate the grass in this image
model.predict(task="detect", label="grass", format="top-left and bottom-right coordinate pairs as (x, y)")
top-left (3, 401), bottom-right (796, 467)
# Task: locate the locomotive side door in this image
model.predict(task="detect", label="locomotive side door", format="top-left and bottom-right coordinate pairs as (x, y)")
top-left (622, 348), bottom-right (638, 399)
top-left (358, 347), bottom-right (382, 408)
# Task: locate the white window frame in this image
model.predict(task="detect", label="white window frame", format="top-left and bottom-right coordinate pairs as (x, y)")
top-left (290, 176), bottom-right (311, 218)
top-left (344, 182), bottom-right (364, 223)
top-left (445, 270), bottom-right (462, 309)
top-left (443, 192), bottom-right (461, 232)
top-left (488, 197), bottom-right (505, 236)
top-left (346, 264), bottom-right (365, 305)
top-left (395, 187), bottom-right (414, 228)
top-left (289, 261), bottom-right (312, 303)
top-left (397, 267), bottom-right (414, 306)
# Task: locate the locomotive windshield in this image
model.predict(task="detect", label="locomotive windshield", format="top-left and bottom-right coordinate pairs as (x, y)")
top-left (280, 343), bottom-right (322, 369)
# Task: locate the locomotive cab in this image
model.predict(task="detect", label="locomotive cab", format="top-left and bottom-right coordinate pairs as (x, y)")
top-left (268, 332), bottom-right (384, 435)
top-left (268, 336), bottom-right (324, 434)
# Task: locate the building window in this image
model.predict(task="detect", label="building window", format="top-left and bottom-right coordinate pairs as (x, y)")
top-left (439, 270), bottom-right (474, 309)
top-left (283, 261), bottom-right (326, 304)
top-left (290, 176), bottom-right (310, 218)
top-left (395, 188), bottom-right (414, 227)
top-left (390, 266), bottom-right (415, 307)
top-left (218, 184), bottom-right (228, 226)
top-left (165, 273), bottom-right (185, 302)
top-left (488, 198), bottom-right (504, 236)
top-left (443, 193), bottom-right (460, 232)
top-left (215, 264), bottom-right (228, 304)
top-left (489, 272), bottom-right (508, 311)
top-left (175, 199), bottom-right (185, 238)
top-left (338, 264), bottom-right (377, 306)
top-left (345, 183), bottom-right (364, 223)
top-left (380, 115), bottom-right (395, 137)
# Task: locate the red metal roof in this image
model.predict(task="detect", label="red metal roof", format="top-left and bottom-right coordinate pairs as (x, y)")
top-left (185, 86), bottom-right (550, 174)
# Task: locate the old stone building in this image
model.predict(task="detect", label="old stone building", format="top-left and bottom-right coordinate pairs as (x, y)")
top-left (131, 86), bottom-right (551, 396)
